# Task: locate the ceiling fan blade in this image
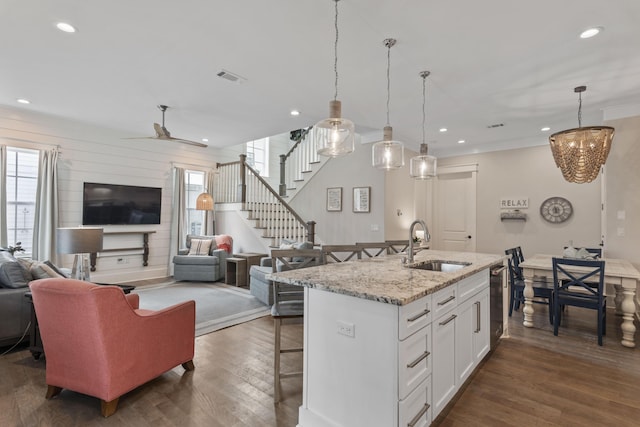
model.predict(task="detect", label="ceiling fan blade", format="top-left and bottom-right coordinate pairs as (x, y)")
top-left (166, 136), bottom-right (208, 148)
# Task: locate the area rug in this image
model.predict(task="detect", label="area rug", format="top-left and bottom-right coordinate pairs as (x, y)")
top-left (133, 281), bottom-right (270, 337)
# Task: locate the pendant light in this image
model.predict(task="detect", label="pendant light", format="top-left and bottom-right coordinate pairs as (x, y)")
top-left (372, 38), bottom-right (404, 170)
top-left (195, 191), bottom-right (214, 210)
top-left (314, 0), bottom-right (355, 157)
top-left (548, 86), bottom-right (614, 184)
top-left (410, 71), bottom-right (437, 179)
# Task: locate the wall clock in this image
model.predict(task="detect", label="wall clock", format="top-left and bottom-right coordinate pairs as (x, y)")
top-left (540, 197), bottom-right (573, 223)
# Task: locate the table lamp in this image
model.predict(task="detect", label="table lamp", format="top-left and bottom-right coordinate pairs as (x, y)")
top-left (57, 227), bottom-right (104, 281)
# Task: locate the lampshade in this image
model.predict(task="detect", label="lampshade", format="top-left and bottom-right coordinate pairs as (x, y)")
top-left (57, 227), bottom-right (104, 254)
top-left (372, 38), bottom-right (404, 170)
top-left (315, 0), bottom-right (355, 158)
top-left (410, 71), bottom-right (437, 179)
top-left (410, 143), bottom-right (437, 179)
top-left (372, 127), bottom-right (405, 170)
top-left (315, 100), bottom-right (355, 157)
top-left (548, 86), bottom-right (613, 184)
top-left (549, 126), bottom-right (614, 183)
top-left (196, 192), bottom-right (214, 210)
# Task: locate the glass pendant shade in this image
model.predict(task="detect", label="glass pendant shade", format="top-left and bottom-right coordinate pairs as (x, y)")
top-left (315, 100), bottom-right (355, 157)
top-left (549, 126), bottom-right (614, 183)
top-left (410, 143), bottom-right (437, 179)
top-left (372, 126), bottom-right (404, 169)
top-left (548, 85), bottom-right (614, 184)
top-left (196, 192), bottom-right (214, 210)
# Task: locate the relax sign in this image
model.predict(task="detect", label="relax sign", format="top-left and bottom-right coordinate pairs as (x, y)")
top-left (500, 198), bottom-right (528, 209)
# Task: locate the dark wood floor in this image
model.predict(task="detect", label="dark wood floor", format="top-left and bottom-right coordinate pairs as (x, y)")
top-left (1, 302), bottom-right (638, 426)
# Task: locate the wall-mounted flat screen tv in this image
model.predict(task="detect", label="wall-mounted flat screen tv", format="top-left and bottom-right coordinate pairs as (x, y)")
top-left (83, 182), bottom-right (162, 225)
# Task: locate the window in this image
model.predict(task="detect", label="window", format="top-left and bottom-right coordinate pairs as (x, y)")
top-left (185, 170), bottom-right (205, 235)
top-left (6, 147), bottom-right (39, 257)
top-left (246, 137), bottom-right (269, 177)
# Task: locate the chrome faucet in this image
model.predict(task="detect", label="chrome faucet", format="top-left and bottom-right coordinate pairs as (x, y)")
top-left (406, 219), bottom-right (430, 264)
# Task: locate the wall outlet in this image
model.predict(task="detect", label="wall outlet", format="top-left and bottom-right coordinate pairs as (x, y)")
top-left (370, 224), bottom-right (379, 232)
top-left (337, 320), bottom-right (355, 338)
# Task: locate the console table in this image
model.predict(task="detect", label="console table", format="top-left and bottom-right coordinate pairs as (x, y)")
top-left (90, 230), bottom-right (156, 271)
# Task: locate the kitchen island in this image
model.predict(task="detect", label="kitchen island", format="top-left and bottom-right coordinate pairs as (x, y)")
top-left (269, 249), bottom-right (505, 427)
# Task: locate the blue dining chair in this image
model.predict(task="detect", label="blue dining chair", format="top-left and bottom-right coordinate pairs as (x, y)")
top-left (506, 247), bottom-right (553, 324)
top-left (552, 257), bottom-right (606, 346)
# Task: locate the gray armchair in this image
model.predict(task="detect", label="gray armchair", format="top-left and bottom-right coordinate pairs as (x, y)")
top-left (172, 234), bottom-right (232, 282)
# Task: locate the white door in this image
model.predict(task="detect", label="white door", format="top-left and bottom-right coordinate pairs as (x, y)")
top-left (434, 164), bottom-right (477, 251)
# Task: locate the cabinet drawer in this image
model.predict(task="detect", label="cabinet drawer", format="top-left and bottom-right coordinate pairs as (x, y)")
top-left (399, 294), bottom-right (432, 340)
top-left (457, 270), bottom-right (489, 302)
top-left (432, 285), bottom-right (457, 318)
top-left (399, 375), bottom-right (431, 427)
top-left (399, 324), bottom-right (432, 400)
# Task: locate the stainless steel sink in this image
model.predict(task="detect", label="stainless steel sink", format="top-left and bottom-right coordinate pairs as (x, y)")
top-left (408, 260), bottom-right (471, 272)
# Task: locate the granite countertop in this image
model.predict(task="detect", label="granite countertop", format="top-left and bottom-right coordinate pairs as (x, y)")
top-left (267, 250), bottom-right (505, 305)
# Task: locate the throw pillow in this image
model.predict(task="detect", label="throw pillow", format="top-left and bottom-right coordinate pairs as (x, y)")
top-left (44, 260), bottom-right (69, 278)
top-left (0, 260), bottom-right (31, 288)
top-left (30, 262), bottom-right (65, 280)
top-left (188, 239), bottom-right (213, 256)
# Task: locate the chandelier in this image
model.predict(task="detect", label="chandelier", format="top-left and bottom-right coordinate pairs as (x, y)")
top-left (410, 71), bottom-right (437, 179)
top-left (314, 0), bottom-right (355, 158)
top-left (548, 86), bottom-right (614, 184)
top-left (372, 38), bottom-right (404, 170)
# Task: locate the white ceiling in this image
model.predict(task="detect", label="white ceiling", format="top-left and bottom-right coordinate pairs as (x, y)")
top-left (2, 0), bottom-right (640, 157)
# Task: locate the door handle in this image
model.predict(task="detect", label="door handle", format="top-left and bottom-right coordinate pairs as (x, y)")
top-left (467, 235), bottom-right (472, 239)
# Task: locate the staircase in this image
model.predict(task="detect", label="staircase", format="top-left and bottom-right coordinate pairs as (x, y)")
top-left (215, 154), bottom-right (316, 248)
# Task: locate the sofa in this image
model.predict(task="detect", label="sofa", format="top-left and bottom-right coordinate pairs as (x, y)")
top-left (173, 234), bottom-right (233, 282)
top-left (0, 252), bottom-right (69, 347)
top-left (249, 241), bottom-right (314, 306)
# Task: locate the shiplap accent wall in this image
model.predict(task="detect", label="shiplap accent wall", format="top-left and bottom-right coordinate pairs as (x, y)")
top-left (0, 106), bottom-right (221, 283)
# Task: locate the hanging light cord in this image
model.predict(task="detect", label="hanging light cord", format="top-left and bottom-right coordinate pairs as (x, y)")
top-left (333, 0), bottom-right (339, 101)
top-left (422, 74), bottom-right (427, 145)
top-left (578, 90), bottom-right (582, 128)
top-left (386, 44), bottom-right (391, 126)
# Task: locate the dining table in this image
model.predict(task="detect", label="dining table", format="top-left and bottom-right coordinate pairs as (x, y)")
top-left (519, 254), bottom-right (640, 348)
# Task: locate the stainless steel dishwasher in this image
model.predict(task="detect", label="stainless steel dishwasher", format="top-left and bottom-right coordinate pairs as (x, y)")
top-left (489, 263), bottom-right (505, 350)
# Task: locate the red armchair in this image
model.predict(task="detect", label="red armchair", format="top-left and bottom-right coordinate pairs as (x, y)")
top-left (29, 278), bottom-right (195, 417)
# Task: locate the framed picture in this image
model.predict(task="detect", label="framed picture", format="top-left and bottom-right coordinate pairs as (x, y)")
top-left (327, 187), bottom-right (342, 212)
top-left (353, 187), bottom-right (371, 213)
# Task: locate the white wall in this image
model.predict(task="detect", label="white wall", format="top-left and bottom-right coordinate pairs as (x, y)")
top-left (0, 106), bottom-right (221, 283)
top-left (437, 145), bottom-right (602, 256)
top-left (289, 138), bottom-right (385, 245)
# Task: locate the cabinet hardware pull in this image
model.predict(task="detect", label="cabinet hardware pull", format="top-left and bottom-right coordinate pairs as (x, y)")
top-left (438, 314), bottom-right (457, 326)
top-left (437, 295), bottom-right (455, 306)
top-left (407, 403), bottom-right (430, 427)
top-left (407, 351), bottom-right (430, 369)
top-left (407, 309), bottom-right (430, 323)
top-left (475, 301), bottom-right (481, 333)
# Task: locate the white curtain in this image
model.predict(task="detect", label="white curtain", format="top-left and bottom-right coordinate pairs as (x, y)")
top-left (204, 170), bottom-right (216, 235)
top-left (168, 167), bottom-right (186, 275)
top-left (32, 148), bottom-right (59, 262)
top-left (0, 146), bottom-right (6, 248)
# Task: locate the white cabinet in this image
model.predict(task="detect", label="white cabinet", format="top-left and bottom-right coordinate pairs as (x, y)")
top-left (432, 270), bottom-right (490, 418)
top-left (432, 305), bottom-right (457, 417)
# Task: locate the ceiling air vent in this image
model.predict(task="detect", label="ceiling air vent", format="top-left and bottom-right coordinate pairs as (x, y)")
top-left (487, 123), bottom-right (505, 129)
top-left (216, 69), bottom-right (247, 84)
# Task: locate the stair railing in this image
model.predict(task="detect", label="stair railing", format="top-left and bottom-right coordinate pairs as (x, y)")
top-left (215, 154), bottom-right (315, 245)
top-left (279, 127), bottom-right (318, 197)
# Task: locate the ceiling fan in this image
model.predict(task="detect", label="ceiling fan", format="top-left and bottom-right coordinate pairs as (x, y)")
top-left (125, 105), bottom-right (207, 148)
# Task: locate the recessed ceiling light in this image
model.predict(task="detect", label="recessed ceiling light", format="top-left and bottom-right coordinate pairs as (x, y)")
top-left (202, 138), bottom-right (209, 142)
top-left (458, 140), bottom-right (465, 144)
top-left (439, 128), bottom-right (447, 133)
top-left (290, 110), bottom-right (300, 116)
top-left (16, 98), bottom-right (31, 104)
top-left (580, 27), bottom-right (602, 39)
top-left (541, 127), bottom-right (551, 132)
top-left (56, 22), bottom-right (77, 33)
